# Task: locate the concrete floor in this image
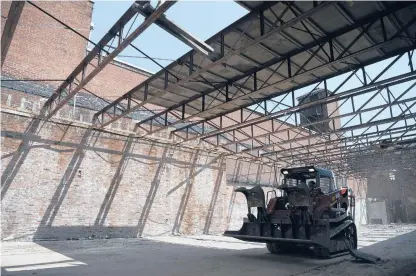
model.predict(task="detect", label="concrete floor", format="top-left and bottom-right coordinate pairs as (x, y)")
top-left (2, 225), bottom-right (416, 276)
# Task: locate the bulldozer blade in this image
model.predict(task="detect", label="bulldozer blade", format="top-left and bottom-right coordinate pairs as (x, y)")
top-left (223, 232), bottom-right (317, 245)
top-left (345, 241), bottom-right (381, 264)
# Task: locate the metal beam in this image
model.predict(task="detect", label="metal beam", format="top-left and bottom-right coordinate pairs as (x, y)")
top-left (43, 1), bottom-right (176, 119)
top-left (1, 1), bottom-right (25, 68)
top-left (94, 2), bottom-right (333, 128)
top-left (163, 4), bottom-right (415, 138)
top-left (265, 125), bottom-right (416, 160)
top-left (136, 3), bottom-right (213, 56)
top-left (274, 134), bottom-right (416, 165)
top-left (253, 106), bottom-right (416, 155)
top-left (310, 145), bottom-right (416, 168)
top-left (178, 54), bottom-right (416, 144)
top-left (241, 77), bottom-right (416, 152)
top-left (202, 66), bottom-right (416, 161)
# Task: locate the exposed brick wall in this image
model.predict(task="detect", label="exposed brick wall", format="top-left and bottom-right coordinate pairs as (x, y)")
top-left (0, 88), bottom-right (356, 240)
top-left (1, 111), bottom-right (229, 240)
top-left (1, 86), bottom-right (278, 183)
top-left (0, 89), bottom-right (271, 240)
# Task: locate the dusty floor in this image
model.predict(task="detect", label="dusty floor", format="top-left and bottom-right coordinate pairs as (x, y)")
top-left (297, 225), bottom-right (416, 276)
top-left (1, 224), bottom-right (416, 276)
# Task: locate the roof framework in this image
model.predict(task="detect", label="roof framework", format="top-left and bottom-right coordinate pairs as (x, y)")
top-left (40, 1), bottom-right (416, 179)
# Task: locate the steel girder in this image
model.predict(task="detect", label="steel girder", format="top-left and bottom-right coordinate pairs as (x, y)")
top-left (173, 45), bottom-right (416, 145)
top-left (280, 138), bottom-right (416, 166)
top-left (210, 50), bottom-right (416, 176)
top-left (42, 1), bottom-right (176, 119)
top-left (244, 75), bottom-right (416, 156)
top-left (264, 126), bottom-right (416, 165)
top-left (89, 3), bottom-right (416, 178)
top-left (262, 129), bottom-right (416, 165)
top-left (93, 1), bottom-right (334, 128)
top-left (39, 1), bottom-right (216, 120)
top-left (197, 56), bottom-right (416, 156)
top-left (119, 2), bottom-right (416, 138)
top-left (219, 75), bottom-right (416, 150)
top-left (32, 1), bottom-right (415, 177)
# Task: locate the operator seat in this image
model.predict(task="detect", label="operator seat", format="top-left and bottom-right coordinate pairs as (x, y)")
top-left (308, 181), bottom-right (317, 189)
top-left (308, 180), bottom-right (323, 196)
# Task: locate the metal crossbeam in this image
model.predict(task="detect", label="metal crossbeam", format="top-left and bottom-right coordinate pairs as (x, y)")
top-left (168, 4), bottom-right (415, 140)
top-left (135, 3), bottom-right (213, 56)
top-left (251, 100), bottom-right (416, 155)
top-left (234, 74), bottom-right (416, 153)
top-left (43, 1), bottom-right (176, 119)
top-left (192, 48), bottom-right (416, 175)
top-left (28, 1), bottom-right (415, 177)
top-left (264, 125), bottom-right (416, 160)
top-left (273, 135), bottom-right (416, 165)
top-left (93, 2), bottom-right (333, 128)
top-left (179, 54), bottom-right (416, 146)
top-left (287, 145), bottom-right (416, 168)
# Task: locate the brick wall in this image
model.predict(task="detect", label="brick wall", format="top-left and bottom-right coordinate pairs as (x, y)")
top-left (1, 87), bottom-right (272, 240)
top-left (1, 93), bottom-right (233, 240)
top-left (0, 87), bottom-right (354, 240)
top-left (83, 57), bottom-right (151, 100)
top-left (1, 1), bottom-right (93, 85)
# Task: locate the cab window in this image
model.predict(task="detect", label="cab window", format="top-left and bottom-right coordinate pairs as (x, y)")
top-left (283, 172), bottom-right (317, 187)
top-left (319, 177), bottom-right (336, 193)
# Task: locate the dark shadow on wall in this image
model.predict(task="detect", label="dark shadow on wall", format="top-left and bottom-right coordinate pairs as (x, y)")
top-left (1, 144), bottom-right (74, 160)
top-left (226, 191), bottom-right (237, 229)
top-left (227, 159), bottom-right (243, 185)
top-left (94, 135), bottom-right (134, 226)
top-left (2, 126), bottom-right (159, 241)
top-left (35, 127), bottom-right (96, 238)
top-left (136, 144), bottom-right (172, 237)
top-left (167, 153), bottom-right (223, 196)
top-left (1, 129), bottom-right (221, 171)
top-left (1, 116), bottom-right (46, 200)
top-left (255, 163), bottom-right (263, 183)
top-left (171, 149), bottom-right (200, 235)
top-left (203, 155), bottom-right (225, 234)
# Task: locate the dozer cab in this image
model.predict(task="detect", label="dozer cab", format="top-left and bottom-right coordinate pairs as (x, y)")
top-left (224, 166), bottom-right (357, 258)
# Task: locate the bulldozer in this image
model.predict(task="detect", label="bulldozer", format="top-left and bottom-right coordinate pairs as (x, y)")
top-left (224, 166), bottom-right (357, 258)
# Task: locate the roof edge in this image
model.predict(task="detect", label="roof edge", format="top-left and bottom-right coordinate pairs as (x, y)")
top-left (86, 47), bottom-right (154, 77)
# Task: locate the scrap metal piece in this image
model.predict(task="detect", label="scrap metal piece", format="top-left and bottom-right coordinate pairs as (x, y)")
top-left (345, 241), bottom-right (381, 264)
top-left (136, 3), bottom-right (214, 56)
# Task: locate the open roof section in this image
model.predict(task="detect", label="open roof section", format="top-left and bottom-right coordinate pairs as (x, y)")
top-left (94, 1), bottom-right (416, 138)
top-left (91, 1), bottom-right (416, 178)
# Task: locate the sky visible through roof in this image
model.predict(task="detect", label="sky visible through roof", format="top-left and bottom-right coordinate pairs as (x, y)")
top-left (90, 1), bottom-right (248, 73)
top-left (89, 1), bottom-right (416, 142)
